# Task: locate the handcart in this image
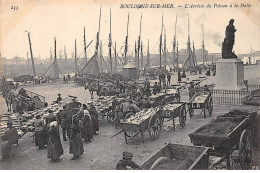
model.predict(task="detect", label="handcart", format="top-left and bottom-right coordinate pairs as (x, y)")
top-left (141, 143), bottom-right (209, 170)
top-left (112, 108), bottom-right (162, 143)
top-left (189, 109), bottom-right (259, 170)
top-left (157, 102), bottom-right (187, 130)
top-left (187, 87), bottom-right (213, 118)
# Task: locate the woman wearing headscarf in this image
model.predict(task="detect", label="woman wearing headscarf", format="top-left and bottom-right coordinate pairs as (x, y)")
top-left (89, 104), bottom-right (99, 135)
top-left (47, 121), bottom-right (63, 161)
top-left (81, 110), bottom-right (93, 142)
top-left (69, 116), bottom-right (84, 160)
top-left (33, 114), bottom-right (47, 149)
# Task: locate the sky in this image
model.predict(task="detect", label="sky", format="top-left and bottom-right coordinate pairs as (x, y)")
top-left (1, 0), bottom-right (260, 59)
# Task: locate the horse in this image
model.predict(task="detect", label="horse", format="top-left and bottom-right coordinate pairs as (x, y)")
top-left (87, 82), bottom-right (99, 98)
top-left (3, 91), bottom-right (13, 112)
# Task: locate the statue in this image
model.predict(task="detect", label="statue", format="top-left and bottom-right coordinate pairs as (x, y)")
top-left (222, 19), bottom-right (237, 58)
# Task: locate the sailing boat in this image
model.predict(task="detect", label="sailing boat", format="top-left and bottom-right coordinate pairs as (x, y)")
top-left (79, 7), bottom-right (102, 78)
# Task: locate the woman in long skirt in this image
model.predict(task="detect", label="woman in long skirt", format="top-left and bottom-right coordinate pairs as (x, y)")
top-left (81, 110), bottom-right (93, 142)
top-left (69, 116), bottom-right (84, 160)
top-left (33, 115), bottom-right (47, 149)
top-left (89, 105), bottom-right (99, 135)
top-left (47, 121), bottom-right (63, 161)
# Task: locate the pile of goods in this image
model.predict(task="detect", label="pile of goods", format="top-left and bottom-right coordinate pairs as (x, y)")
top-left (162, 103), bottom-right (182, 111)
top-left (124, 108), bottom-right (157, 125)
top-left (0, 113), bottom-right (24, 138)
top-left (87, 96), bottom-right (114, 113)
top-left (21, 103), bottom-right (63, 132)
top-left (1, 102), bottom-right (66, 140)
top-left (193, 94), bottom-right (208, 103)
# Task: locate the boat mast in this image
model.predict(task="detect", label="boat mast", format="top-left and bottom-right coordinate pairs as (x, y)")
top-left (173, 14), bottom-right (178, 71)
top-left (137, 13), bottom-right (142, 70)
top-left (164, 29), bottom-right (167, 70)
top-left (50, 48), bottom-right (53, 61)
top-left (64, 45), bottom-right (67, 65)
top-left (159, 15), bottom-right (163, 70)
top-left (27, 32), bottom-right (36, 76)
top-left (141, 41), bottom-right (143, 69)
top-left (95, 6), bottom-right (102, 55)
top-left (84, 27), bottom-right (87, 63)
top-left (109, 8), bottom-right (113, 73)
top-left (176, 42), bottom-right (179, 72)
top-left (114, 41), bottom-right (117, 73)
top-left (100, 40), bottom-right (103, 73)
top-left (124, 13), bottom-right (129, 65)
top-left (147, 39), bottom-right (150, 68)
top-left (54, 37), bottom-right (59, 79)
top-left (75, 39), bottom-right (78, 75)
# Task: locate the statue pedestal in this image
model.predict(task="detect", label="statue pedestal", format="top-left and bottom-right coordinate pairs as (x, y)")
top-left (215, 59), bottom-right (246, 91)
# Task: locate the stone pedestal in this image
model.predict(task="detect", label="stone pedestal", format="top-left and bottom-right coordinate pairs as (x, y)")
top-left (215, 58), bottom-right (246, 90)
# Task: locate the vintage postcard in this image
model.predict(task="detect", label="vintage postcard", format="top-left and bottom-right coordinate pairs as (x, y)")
top-left (0, 0), bottom-right (260, 170)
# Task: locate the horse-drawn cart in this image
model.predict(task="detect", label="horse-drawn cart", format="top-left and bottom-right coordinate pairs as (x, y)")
top-left (187, 88), bottom-right (213, 118)
top-left (189, 110), bottom-right (259, 169)
top-left (141, 143), bottom-right (209, 170)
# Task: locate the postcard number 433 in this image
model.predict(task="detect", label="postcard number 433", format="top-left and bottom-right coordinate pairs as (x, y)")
top-left (11, 6), bottom-right (18, 10)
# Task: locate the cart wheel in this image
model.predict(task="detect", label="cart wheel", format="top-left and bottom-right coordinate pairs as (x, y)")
top-left (124, 130), bottom-right (136, 138)
top-left (188, 104), bottom-right (194, 118)
top-left (207, 97), bottom-right (213, 117)
top-left (239, 130), bottom-right (252, 170)
top-left (179, 105), bottom-right (187, 127)
top-left (148, 113), bottom-right (162, 140)
top-left (107, 111), bottom-right (116, 123)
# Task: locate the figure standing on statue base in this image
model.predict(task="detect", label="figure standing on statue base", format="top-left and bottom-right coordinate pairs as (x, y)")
top-left (222, 19), bottom-right (237, 59)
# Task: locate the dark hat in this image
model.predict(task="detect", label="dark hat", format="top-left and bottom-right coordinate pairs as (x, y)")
top-left (58, 94), bottom-right (61, 96)
top-left (229, 19), bottom-right (234, 23)
top-left (123, 151), bottom-right (133, 159)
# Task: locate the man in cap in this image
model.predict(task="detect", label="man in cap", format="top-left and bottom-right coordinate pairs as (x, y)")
top-left (56, 94), bottom-right (62, 103)
top-left (1, 121), bottom-right (19, 162)
top-left (116, 151), bottom-right (141, 170)
top-left (153, 82), bottom-right (161, 95)
top-left (59, 106), bottom-right (71, 141)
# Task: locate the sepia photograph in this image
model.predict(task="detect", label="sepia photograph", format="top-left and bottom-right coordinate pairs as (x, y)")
top-left (0, 0), bottom-right (260, 170)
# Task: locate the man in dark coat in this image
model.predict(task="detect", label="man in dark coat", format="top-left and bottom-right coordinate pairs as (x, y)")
top-left (188, 82), bottom-right (195, 99)
top-left (1, 121), bottom-right (19, 162)
top-left (59, 106), bottom-right (71, 141)
top-left (178, 71), bottom-right (182, 82)
top-left (56, 94), bottom-right (62, 103)
top-left (116, 151), bottom-right (141, 170)
top-left (167, 73), bottom-right (171, 85)
top-left (153, 82), bottom-right (161, 95)
top-left (33, 114), bottom-right (47, 149)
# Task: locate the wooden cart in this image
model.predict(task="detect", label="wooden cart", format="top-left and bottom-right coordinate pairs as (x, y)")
top-left (157, 102), bottom-right (187, 130)
top-left (189, 110), bottom-right (258, 170)
top-left (100, 106), bottom-right (115, 123)
top-left (141, 143), bottom-right (209, 170)
top-left (112, 108), bottom-right (162, 143)
top-left (187, 88), bottom-right (213, 118)
top-left (112, 102), bottom-right (187, 143)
